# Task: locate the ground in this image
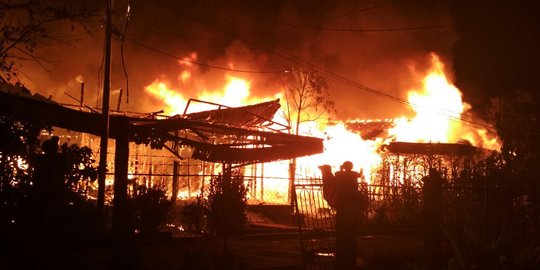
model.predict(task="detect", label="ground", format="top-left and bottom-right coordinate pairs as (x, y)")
top-left (0, 205), bottom-right (423, 269)
top-left (1, 222), bottom-right (423, 270)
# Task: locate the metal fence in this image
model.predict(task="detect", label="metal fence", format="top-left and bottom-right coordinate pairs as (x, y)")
top-left (294, 178), bottom-right (335, 270)
top-left (292, 173), bottom-right (494, 270)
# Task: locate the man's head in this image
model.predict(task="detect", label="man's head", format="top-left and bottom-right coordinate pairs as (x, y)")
top-left (342, 161), bottom-right (353, 171)
top-left (42, 136), bottom-right (59, 155)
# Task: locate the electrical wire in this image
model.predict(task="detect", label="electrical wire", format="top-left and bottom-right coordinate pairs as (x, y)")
top-left (96, 25), bottom-right (106, 109)
top-left (125, 36), bottom-right (284, 74)
top-left (276, 23), bottom-right (455, 32)
top-left (197, 4), bottom-right (495, 131)
top-left (274, 46), bottom-right (494, 130)
top-left (202, 0), bottom-right (452, 33)
top-left (130, 21), bottom-right (231, 41)
top-left (202, 0), bottom-right (397, 23)
top-left (119, 0), bottom-right (131, 108)
top-left (46, 28), bottom-right (101, 39)
top-left (123, 1), bottom-right (494, 132)
top-left (323, 0), bottom-right (400, 21)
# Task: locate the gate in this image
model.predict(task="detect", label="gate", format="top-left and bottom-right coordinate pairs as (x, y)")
top-left (294, 178), bottom-right (336, 270)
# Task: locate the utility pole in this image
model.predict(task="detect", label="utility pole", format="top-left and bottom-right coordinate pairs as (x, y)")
top-left (97, 0), bottom-right (113, 219)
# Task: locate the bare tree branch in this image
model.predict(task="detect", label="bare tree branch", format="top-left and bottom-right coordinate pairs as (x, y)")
top-left (282, 65), bottom-right (335, 135)
top-left (0, 0), bottom-right (98, 81)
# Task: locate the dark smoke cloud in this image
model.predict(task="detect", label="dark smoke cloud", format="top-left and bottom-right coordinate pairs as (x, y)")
top-left (17, 0), bottom-right (457, 119)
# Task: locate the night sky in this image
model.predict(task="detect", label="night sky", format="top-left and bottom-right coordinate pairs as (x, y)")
top-left (13, 0), bottom-right (540, 120)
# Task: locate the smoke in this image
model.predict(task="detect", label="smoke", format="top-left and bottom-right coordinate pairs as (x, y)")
top-left (16, 0), bottom-right (457, 119)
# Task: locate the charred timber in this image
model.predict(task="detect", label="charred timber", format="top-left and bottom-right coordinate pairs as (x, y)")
top-left (183, 99), bottom-right (282, 128)
top-left (0, 83), bottom-right (323, 163)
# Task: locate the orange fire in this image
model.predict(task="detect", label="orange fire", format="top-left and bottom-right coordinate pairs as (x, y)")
top-left (145, 75), bottom-right (281, 115)
top-left (389, 54), bottom-right (500, 150)
top-left (295, 122), bottom-right (384, 184)
top-left (145, 81), bottom-right (187, 115)
top-left (144, 53), bottom-right (500, 201)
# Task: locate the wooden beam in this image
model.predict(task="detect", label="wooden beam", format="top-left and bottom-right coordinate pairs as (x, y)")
top-left (111, 116), bottom-right (139, 268)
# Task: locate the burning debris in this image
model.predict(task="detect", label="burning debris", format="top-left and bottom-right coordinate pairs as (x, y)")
top-left (0, 52), bottom-right (501, 205)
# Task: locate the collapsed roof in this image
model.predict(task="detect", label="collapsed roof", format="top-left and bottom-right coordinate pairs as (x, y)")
top-left (345, 120), bottom-right (395, 140)
top-left (0, 83), bottom-right (323, 164)
top-left (345, 120), bottom-right (482, 156)
top-left (183, 98), bottom-right (284, 130)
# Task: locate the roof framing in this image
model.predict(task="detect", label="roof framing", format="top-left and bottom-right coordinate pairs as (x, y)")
top-left (0, 83), bottom-right (323, 164)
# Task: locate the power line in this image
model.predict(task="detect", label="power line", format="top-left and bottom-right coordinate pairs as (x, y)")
top-left (130, 21), bottom-right (231, 41)
top-left (46, 28), bottom-right (101, 39)
top-left (119, 0), bottom-right (131, 107)
top-left (202, 0), bottom-right (453, 33)
top-left (202, 0), bottom-right (396, 23)
top-left (196, 4), bottom-right (495, 131)
top-left (134, 1), bottom-right (495, 132)
top-left (323, 0), bottom-right (399, 21)
top-left (277, 23), bottom-right (454, 32)
top-left (125, 36), bottom-right (284, 74)
top-left (274, 47), bottom-right (493, 130)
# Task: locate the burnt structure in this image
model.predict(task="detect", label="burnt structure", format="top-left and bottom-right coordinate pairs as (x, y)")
top-left (376, 141), bottom-right (483, 187)
top-left (0, 83), bottom-right (323, 165)
top-left (2, 81), bottom-right (326, 267)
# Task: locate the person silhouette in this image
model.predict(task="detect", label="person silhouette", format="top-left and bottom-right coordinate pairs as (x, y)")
top-left (334, 161), bottom-right (360, 270)
top-left (33, 136), bottom-right (65, 230)
top-left (319, 164), bottom-right (337, 208)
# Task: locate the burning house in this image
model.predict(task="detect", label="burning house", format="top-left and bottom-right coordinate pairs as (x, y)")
top-left (0, 53), bottom-right (500, 209)
top-left (0, 82), bottom-right (324, 205)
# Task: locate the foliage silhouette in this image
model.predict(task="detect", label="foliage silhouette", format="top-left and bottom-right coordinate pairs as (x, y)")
top-left (0, 1), bottom-right (96, 81)
top-left (179, 196), bottom-right (206, 233)
top-left (0, 112), bottom-right (47, 228)
top-left (204, 169), bottom-right (247, 238)
top-left (132, 185), bottom-right (172, 236)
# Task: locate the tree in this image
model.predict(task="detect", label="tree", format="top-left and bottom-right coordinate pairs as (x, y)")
top-left (132, 185), bottom-right (171, 236)
top-left (0, 121), bottom-right (99, 231)
top-left (282, 65), bottom-right (335, 135)
top-left (61, 143), bottom-right (98, 194)
top-left (0, 106), bottom-right (48, 228)
top-left (204, 168), bottom-right (247, 252)
top-left (490, 91), bottom-right (540, 226)
top-left (282, 65), bottom-right (335, 204)
top-left (0, 0), bottom-right (95, 81)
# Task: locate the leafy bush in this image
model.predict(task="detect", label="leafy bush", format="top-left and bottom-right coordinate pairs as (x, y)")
top-left (204, 169), bottom-right (247, 237)
top-left (443, 224), bottom-right (540, 270)
top-left (179, 196), bottom-right (206, 233)
top-left (132, 185), bottom-right (171, 236)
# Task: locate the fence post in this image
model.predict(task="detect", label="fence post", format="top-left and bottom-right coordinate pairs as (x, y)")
top-left (172, 160), bottom-right (179, 202)
top-left (111, 116), bottom-right (139, 269)
top-left (423, 168), bottom-right (442, 270)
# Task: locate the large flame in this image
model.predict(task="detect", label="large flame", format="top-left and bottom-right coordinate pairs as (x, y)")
top-left (145, 54), bottom-right (276, 115)
top-left (389, 54), bottom-right (500, 150)
top-left (198, 76), bottom-right (251, 107)
top-left (294, 122), bottom-right (384, 184)
top-left (390, 55), bottom-right (466, 143)
top-left (143, 53), bottom-right (500, 203)
top-left (145, 81), bottom-right (188, 115)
